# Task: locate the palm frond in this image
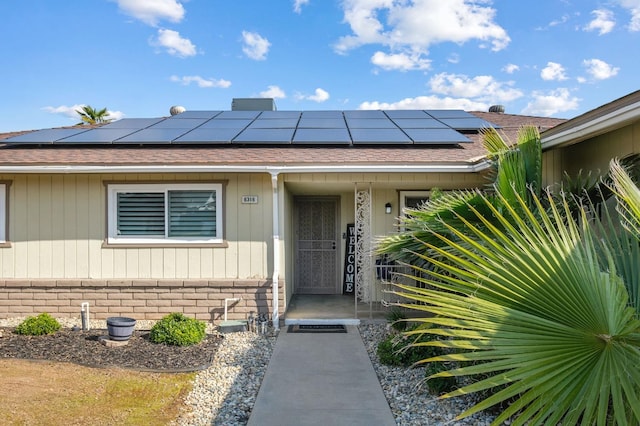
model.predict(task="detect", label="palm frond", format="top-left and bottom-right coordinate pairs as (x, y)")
top-left (387, 188), bottom-right (640, 424)
top-left (610, 158), bottom-right (640, 238)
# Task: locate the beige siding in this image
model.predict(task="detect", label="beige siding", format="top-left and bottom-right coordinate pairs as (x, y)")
top-left (0, 173), bottom-right (273, 280)
top-left (544, 120), bottom-right (640, 184)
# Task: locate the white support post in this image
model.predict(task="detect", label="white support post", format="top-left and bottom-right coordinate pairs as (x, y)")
top-left (270, 172), bottom-right (280, 331)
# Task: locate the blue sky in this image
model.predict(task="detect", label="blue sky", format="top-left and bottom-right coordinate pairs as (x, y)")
top-left (0, 0), bottom-right (638, 132)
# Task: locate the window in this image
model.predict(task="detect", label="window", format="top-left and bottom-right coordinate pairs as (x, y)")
top-left (399, 191), bottom-right (431, 214)
top-left (107, 183), bottom-right (223, 244)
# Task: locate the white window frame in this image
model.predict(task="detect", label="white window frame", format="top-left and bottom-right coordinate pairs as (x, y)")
top-left (107, 183), bottom-right (223, 245)
top-left (0, 184), bottom-right (6, 243)
top-left (399, 190), bottom-right (431, 215)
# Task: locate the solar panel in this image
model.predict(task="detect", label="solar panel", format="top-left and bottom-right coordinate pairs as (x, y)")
top-left (404, 128), bottom-right (471, 144)
top-left (292, 128), bottom-right (352, 144)
top-left (114, 128), bottom-right (189, 143)
top-left (57, 128), bottom-right (141, 144)
top-left (258, 111), bottom-right (301, 119)
top-left (345, 118), bottom-right (397, 129)
top-left (232, 128), bottom-right (295, 144)
top-left (383, 110), bottom-right (430, 119)
top-left (343, 110), bottom-right (386, 119)
top-left (100, 118), bottom-right (163, 128)
top-left (298, 118), bottom-right (346, 128)
top-left (199, 119), bottom-right (252, 129)
top-left (248, 118), bottom-right (299, 128)
top-left (438, 118), bottom-right (497, 130)
top-left (4, 128), bottom-right (91, 144)
top-left (390, 118), bottom-right (449, 129)
top-left (300, 111), bottom-right (343, 118)
top-left (425, 110), bottom-right (473, 119)
top-left (167, 110), bottom-right (222, 119)
top-left (148, 118), bottom-right (209, 128)
top-left (2, 108), bottom-right (496, 147)
top-left (173, 128), bottom-right (240, 144)
top-left (216, 111), bottom-right (262, 119)
top-left (350, 128), bottom-right (411, 144)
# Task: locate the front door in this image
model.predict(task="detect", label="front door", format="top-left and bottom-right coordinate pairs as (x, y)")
top-left (294, 197), bottom-right (339, 294)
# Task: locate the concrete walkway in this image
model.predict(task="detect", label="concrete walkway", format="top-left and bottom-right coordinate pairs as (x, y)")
top-left (247, 325), bottom-right (396, 426)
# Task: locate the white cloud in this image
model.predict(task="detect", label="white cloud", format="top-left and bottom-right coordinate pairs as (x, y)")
top-left (115, 0), bottom-right (185, 26)
top-left (429, 73), bottom-right (523, 103)
top-left (297, 88), bottom-right (330, 103)
top-left (584, 9), bottom-right (616, 34)
top-left (371, 51), bottom-right (431, 71)
top-left (242, 31), bottom-right (271, 60)
top-left (548, 14), bottom-right (570, 28)
top-left (617, 0), bottom-right (640, 31)
top-left (503, 63), bottom-right (520, 74)
top-left (447, 53), bottom-right (460, 64)
top-left (334, 0), bottom-right (510, 61)
top-left (260, 85), bottom-right (286, 99)
top-left (293, 0), bottom-right (309, 13)
top-left (582, 58), bottom-right (620, 80)
top-left (42, 104), bottom-right (125, 122)
top-left (521, 88), bottom-right (580, 117)
top-left (540, 62), bottom-right (568, 81)
top-left (170, 75), bottom-right (231, 88)
top-left (153, 29), bottom-right (197, 57)
top-left (358, 96), bottom-right (488, 111)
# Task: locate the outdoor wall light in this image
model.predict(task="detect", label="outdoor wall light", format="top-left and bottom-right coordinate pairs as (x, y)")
top-left (385, 202), bottom-right (392, 214)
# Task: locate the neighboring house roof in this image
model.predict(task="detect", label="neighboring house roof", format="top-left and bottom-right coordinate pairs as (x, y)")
top-left (0, 110), bottom-right (565, 172)
top-left (541, 90), bottom-right (640, 149)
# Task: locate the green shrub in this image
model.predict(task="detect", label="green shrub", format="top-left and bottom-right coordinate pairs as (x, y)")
top-left (424, 361), bottom-right (458, 395)
top-left (376, 325), bottom-right (443, 367)
top-left (149, 313), bottom-right (206, 346)
top-left (14, 313), bottom-right (61, 336)
top-left (385, 307), bottom-right (408, 331)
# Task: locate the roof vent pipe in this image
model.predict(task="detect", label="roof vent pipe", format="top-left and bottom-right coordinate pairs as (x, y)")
top-left (489, 105), bottom-right (505, 113)
top-left (170, 105), bottom-right (186, 116)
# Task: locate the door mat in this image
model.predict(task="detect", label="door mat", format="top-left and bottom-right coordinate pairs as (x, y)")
top-left (287, 324), bottom-right (347, 333)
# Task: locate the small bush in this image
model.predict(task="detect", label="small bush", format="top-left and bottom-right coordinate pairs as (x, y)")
top-left (385, 307), bottom-right (408, 331)
top-left (424, 361), bottom-right (458, 395)
top-left (14, 313), bottom-right (61, 336)
top-left (376, 325), bottom-right (443, 367)
top-left (149, 313), bottom-right (206, 346)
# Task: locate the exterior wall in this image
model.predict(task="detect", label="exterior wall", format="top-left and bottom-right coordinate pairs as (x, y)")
top-left (543, 120), bottom-right (640, 187)
top-left (0, 278), bottom-right (283, 321)
top-left (0, 173), bottom-right (273, 280)
top-left (0, 172), bottom-right (278, 321)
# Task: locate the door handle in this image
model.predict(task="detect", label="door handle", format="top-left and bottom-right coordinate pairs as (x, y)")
top-left (332, 242), bottom-right (336, 250)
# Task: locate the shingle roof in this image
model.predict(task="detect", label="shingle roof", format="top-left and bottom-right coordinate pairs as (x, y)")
top-left (0, 112), bottom-right (565, 167)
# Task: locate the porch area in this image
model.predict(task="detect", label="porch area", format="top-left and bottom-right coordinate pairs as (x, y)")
top-left (283, 294), bottom-right (389, 325)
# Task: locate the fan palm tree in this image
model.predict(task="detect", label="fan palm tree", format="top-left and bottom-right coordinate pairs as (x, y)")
top-left (76, 105), bottom-right (112, 125)
top-left (388, 183), bottom-right (640, 424)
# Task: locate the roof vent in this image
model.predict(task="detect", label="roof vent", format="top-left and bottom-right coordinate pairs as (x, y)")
top-left (489, 105), bottom-right (505, 113)
top-left (170, 105), bottom-right (186, 116)
top-left (231, 98), bottom-right (277, 111)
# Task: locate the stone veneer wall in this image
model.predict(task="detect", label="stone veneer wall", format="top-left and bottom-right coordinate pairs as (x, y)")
top-left (0, 279), bottom-right (281, 322)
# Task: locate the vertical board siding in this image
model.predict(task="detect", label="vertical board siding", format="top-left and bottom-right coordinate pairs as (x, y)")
top-left (0, 173), bottom-right (273, 280)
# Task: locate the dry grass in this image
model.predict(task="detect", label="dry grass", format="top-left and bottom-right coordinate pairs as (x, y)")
top-left (0, 359), bottom-right (195, 425)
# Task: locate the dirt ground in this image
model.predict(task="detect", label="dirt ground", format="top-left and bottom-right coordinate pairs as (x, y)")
top-left (0, 359), bottom-right (194, 425)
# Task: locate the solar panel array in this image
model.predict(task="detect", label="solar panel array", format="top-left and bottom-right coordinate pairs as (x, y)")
top-left (4, 110), bottom-right (499, 146)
